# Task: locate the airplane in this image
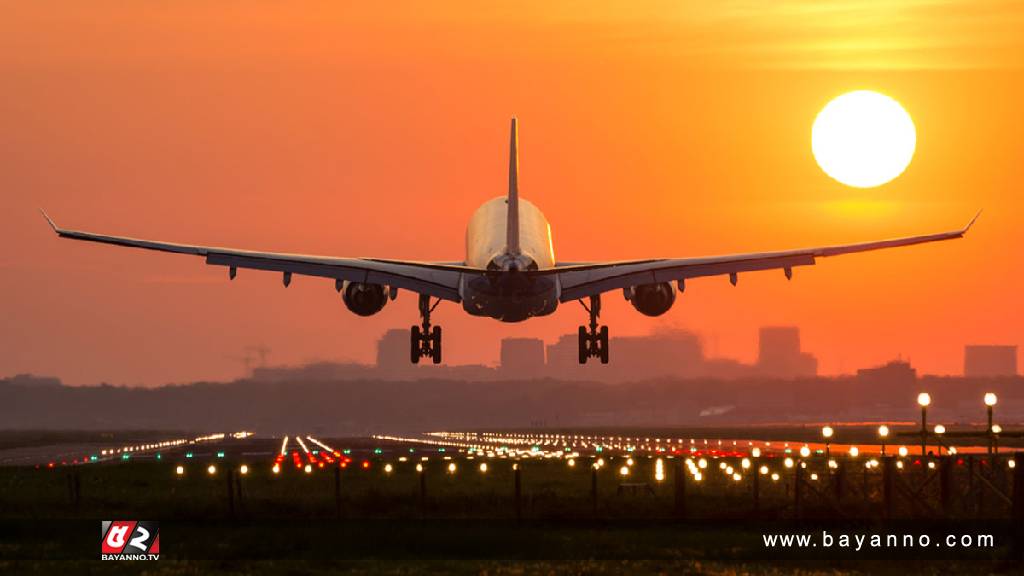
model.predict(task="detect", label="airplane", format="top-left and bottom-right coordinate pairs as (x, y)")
top-left (42, 118), bottom-right (979, 365)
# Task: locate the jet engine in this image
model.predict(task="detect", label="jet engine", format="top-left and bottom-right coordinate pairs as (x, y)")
top-left (342, 282), bottom-right (389, 316)
top-left (626, 282), bottom-right (676, 317)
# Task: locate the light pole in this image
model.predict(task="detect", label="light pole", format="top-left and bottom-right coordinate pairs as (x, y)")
top-left (878, 425), bottom-right (889, 456)
top-left (821, 425), bottom-right (834, 461)
top-left (984, 393), bottom-right (997, 455)
top-left (933, 424), bottom-right (945, 456)
top-left (917, 393), bottom-right (931, 456)
top-left (991, 424), bottom-right (1002, 455)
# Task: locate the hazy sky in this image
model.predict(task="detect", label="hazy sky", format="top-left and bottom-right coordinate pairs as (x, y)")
top-left (3, 1), bottom-right (1023, 385)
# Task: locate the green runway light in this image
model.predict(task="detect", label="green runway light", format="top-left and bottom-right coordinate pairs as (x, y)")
top-left (438, 448), bottom-right (446, 452)
top-left (312, 450), bottom-right (319, 455)
top-left (374, 448), bottom-right (382, 455)
top-left (343, 449), bottom-right (352, 455)
top-left (596, 447), bottom-right (603, 453)
top-left (121, 454), bottom-right (129, 460)
top-left (186, 452), bottom-right (193, 458)
top-left (156, 453), bottom-right (162, 460)
top-left (216, 451), bottom-right (225, 458)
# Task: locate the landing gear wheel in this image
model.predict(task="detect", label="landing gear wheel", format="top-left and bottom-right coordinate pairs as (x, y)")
top-left (410, 326), bottom-right (422, 364)
top-left (577, 295), bottom-right (610, 364)
top-left (410, 294), bottom-right (443, 364)
top-left (430, 326), bottom-right (442, 364)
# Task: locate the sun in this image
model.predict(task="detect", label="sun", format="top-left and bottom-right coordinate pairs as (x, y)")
top-left (811, 90), bottom-right (916, 188)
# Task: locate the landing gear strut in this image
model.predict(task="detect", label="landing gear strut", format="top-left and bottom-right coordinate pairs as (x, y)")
top-left (411, 294), bottom-right (442, 364)
top-left (578, 295), bottom-right (609, 364)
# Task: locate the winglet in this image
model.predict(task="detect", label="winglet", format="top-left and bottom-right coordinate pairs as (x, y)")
top-left (962, 209), bottom-right (982, 234)
top-left (39, 209), bottom-right (60, 234)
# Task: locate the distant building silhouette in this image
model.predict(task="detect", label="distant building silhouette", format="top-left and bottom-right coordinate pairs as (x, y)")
top-left (964, 345), bottom-right (1017, 377)
top-left (500, 338), bottom-right (545, 376)
top-left (857, 359), bottom-right (917, 387)
top-left (377, 329), bottom-right (412, 370)
top-left (546, 330), bottom-right (705, 381)
top-left (756, 326), bottom-right (817, 379)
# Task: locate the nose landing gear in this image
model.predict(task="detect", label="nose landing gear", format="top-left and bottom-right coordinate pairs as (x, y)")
top-left (578, 295), bottom-right (609, 364)
top-left (411, 294), bottom-right (442, 364)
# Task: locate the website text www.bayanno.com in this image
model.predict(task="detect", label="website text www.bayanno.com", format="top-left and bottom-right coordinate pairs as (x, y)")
top-left (763, 530), bottom-right (995, 552)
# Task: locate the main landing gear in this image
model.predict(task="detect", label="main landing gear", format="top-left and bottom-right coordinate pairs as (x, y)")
top-left (411, 294), bottom-right (442, 364)
top-left (578, 295), bottom-right (609, 364)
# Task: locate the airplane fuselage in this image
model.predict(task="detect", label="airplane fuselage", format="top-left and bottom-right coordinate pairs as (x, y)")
top-left (461, 196), bottom-right (560, 322)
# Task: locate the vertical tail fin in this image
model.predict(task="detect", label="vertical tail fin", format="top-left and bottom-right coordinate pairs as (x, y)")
top-left (507, 117), bottom-right (520, 256)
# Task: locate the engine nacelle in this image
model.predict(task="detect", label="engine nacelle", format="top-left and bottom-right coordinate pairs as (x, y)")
top-left (342, 282), bottom-right (389, 316)
top-left (626, 282), bottom-right (677, 317)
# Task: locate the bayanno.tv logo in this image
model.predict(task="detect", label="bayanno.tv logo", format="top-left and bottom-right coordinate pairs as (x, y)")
top-left (100, 521), bottom-right (160, 560)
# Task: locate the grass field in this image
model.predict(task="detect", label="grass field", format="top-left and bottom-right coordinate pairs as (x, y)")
top-left (2, 454), bottom-right (1021, 574)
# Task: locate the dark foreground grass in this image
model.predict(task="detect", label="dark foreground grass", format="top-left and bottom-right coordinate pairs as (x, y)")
top-left (1, 461), bottom-right (1020, 574)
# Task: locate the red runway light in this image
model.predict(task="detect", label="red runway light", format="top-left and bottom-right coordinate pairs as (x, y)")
top-left (362, 461), bottom-right (370, 469)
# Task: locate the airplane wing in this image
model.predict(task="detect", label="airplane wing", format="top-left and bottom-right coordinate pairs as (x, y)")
top-left (40, 211), bottom-right (472, 302)
top-left (547, 212), bottom-right (980, 302)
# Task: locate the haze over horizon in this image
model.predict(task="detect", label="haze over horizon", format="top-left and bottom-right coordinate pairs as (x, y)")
top-left (3, 1), bottom-right (1022, 386)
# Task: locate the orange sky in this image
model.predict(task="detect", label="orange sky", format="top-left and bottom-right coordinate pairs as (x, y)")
top-left (2, 1), bottom-right (1023, 385)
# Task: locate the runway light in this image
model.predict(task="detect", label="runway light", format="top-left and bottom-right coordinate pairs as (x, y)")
top-left (985, 392), bottom-right (998, 407)
top-left (175, 465), bottom-right (184, 476)
top-left (732, 473), bottom-right (742, 481)
top-left (991, 424), bottom-right (1002, 434)
top-left (416, 463), bottom-right (423, 473)
top-left (304, 464), bottom-right (312, 474)
top-left (927, 461), bottom-right (936, 469)
top-left (934, 424), bottom-right (946, 435)
top-left (719, 462), bottom-right (727, 470)
top-left (693, 472), bottom-right (703, 482)
top-left (626, 457), bottom-right (634, 466)
top-left (596, 458), bottom-right (605, 468)
top-left (898, 446), bottom-right (909, 457)
top-left (822, 426), bottom-right (834, 439)
top-left (878, 425), bottom-right (890, 438)
top-left (799, 446), bottom-right (810, 458)
top-left (896, 461), bottom-right (904, 469)
top-left (771, 473), bottom-right (780, 481)
top-left (479, 462), bottom-right (488, 473)
top-left (784, 457), bottom-right (794, 469)
top-left (567, 458), bottom-right (575, 467)
top-left (207, 464), bottom-right (216, 475)
top-left (1009, 459), bottom-right (1016, 469)
top-left (448, 462), bottom-right (456, 474)
top-left (385, 463), bottom-right (393, 473)
top-left (272, 464), bottom-right (280, 474)
top-left (216, 451), bottom-right (225, 458)
top-left (697, 458), bottom-right (707, 469)
top-left (751, 447), bottom-right (761, 458)
top-left (240, 464), bottom-right (249, 475)
top-left (810, 473), bottom-right (819, 481)
top-left (619, 466), bottom-right (629, 477)
top-left (917, 392), bottom-right (931, 407)
top-left (849, 446), bottom-right (860, 458)
top-left (741, 458), bottom-right (751, 469)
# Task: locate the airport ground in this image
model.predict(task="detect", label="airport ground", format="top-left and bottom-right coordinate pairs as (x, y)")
top-left (1, 429), bottom-right (1021, 574)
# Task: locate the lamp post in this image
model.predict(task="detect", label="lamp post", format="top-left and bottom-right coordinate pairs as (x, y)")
top-left (878, 425), bottom-right (889, 456)
top-left (821, 426), bottom-right (834, 461)
top-left (984, 393), bottom-right (997, 455)
top-left (917, 393), bottom-right (931, 456)
top-left (933, 424), bottom-right (945, 456)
